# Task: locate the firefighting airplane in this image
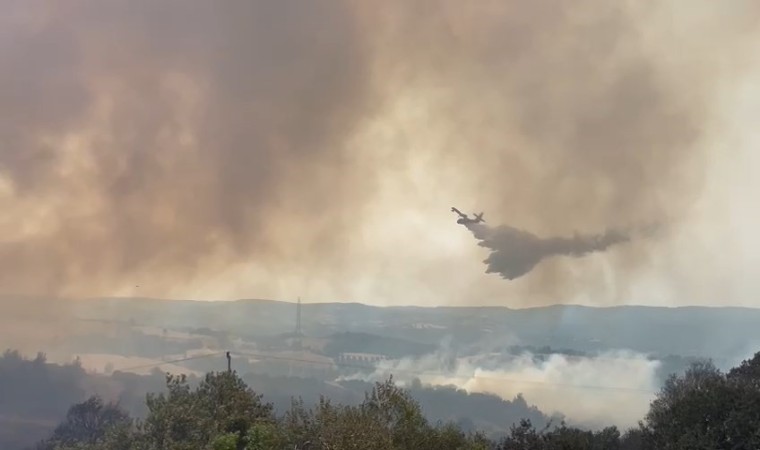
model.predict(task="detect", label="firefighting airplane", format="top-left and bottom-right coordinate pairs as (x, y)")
top-left (451, 207), bottom-right (485, 225)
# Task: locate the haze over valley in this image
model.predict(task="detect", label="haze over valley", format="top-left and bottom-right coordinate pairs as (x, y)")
top-left (5, 296), bottom-right (760, 448)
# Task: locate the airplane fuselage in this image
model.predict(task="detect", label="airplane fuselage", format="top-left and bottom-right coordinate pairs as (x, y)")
top-left (452, 206), bottom-right (484, 225)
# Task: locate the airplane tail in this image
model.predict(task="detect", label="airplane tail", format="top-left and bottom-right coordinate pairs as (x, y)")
top-left (475, 212), bottom-right (484, 222)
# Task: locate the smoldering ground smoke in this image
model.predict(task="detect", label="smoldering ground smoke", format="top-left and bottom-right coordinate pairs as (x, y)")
top-left (0, 1), bottom-right (758, 302)
top-left (465, 223), bottom-right (630, 280)
top-left (342, 349), bottom-right (661, 428)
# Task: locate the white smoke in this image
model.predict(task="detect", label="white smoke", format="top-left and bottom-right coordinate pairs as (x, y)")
top-left (340, 349), bottom-right (660, 429)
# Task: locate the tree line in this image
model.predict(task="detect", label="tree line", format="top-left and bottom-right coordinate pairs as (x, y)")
top-left (34, 351), bottom-right (760, 449)
top-left (0, 349), bottom-right (557, 448)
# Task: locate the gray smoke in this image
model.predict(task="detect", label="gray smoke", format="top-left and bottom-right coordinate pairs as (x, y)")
top-left (0, 0), bottom-right (757, 305)
top-left (466, 223), bottom-right (630, 280)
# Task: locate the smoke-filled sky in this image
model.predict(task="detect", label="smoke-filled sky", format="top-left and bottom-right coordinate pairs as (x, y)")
top-left (1, 0), bottom-right (759, 307)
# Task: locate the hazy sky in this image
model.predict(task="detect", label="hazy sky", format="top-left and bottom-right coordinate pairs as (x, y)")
top-left (1, 0), bottom-right (759, 307)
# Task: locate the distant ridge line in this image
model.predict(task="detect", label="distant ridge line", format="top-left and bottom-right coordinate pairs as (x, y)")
top-left (67, 296), bottom-right (760, 311)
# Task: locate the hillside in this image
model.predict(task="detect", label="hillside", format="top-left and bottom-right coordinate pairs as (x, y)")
top-left (70, 297), bottom-right (760, 362)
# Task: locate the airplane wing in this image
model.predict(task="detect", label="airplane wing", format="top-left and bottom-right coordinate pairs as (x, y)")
top-left (451, 207), bottom-right (467, 218)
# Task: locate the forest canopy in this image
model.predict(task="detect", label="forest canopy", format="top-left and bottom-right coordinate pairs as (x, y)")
top-left (23, 350), bottom-right (760, 450)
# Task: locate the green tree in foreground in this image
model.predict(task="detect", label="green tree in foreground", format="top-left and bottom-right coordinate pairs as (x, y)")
top-left (642, 357), bottom-right (760, 449)
top-left (141, 371), bottom-right (274, 449)
top-left (497, 419), bottom-right (622, 450)
top-left (35, 396), bottom-right (132, 450)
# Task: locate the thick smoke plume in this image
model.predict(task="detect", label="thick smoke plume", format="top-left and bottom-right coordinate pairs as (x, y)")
top-left (0, 1), bottom-right (757, 304)
top-left (466, 223), bottom-right (629, 280)
top-left (343, 350), bottom-right (661, 429)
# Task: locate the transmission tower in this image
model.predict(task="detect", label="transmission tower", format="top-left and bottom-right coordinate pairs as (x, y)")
top-left (295, 296), bottom-right (302, 336)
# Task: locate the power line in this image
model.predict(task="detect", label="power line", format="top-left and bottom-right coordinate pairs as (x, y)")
top-left (112, 351), bottom-right (227, 372)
